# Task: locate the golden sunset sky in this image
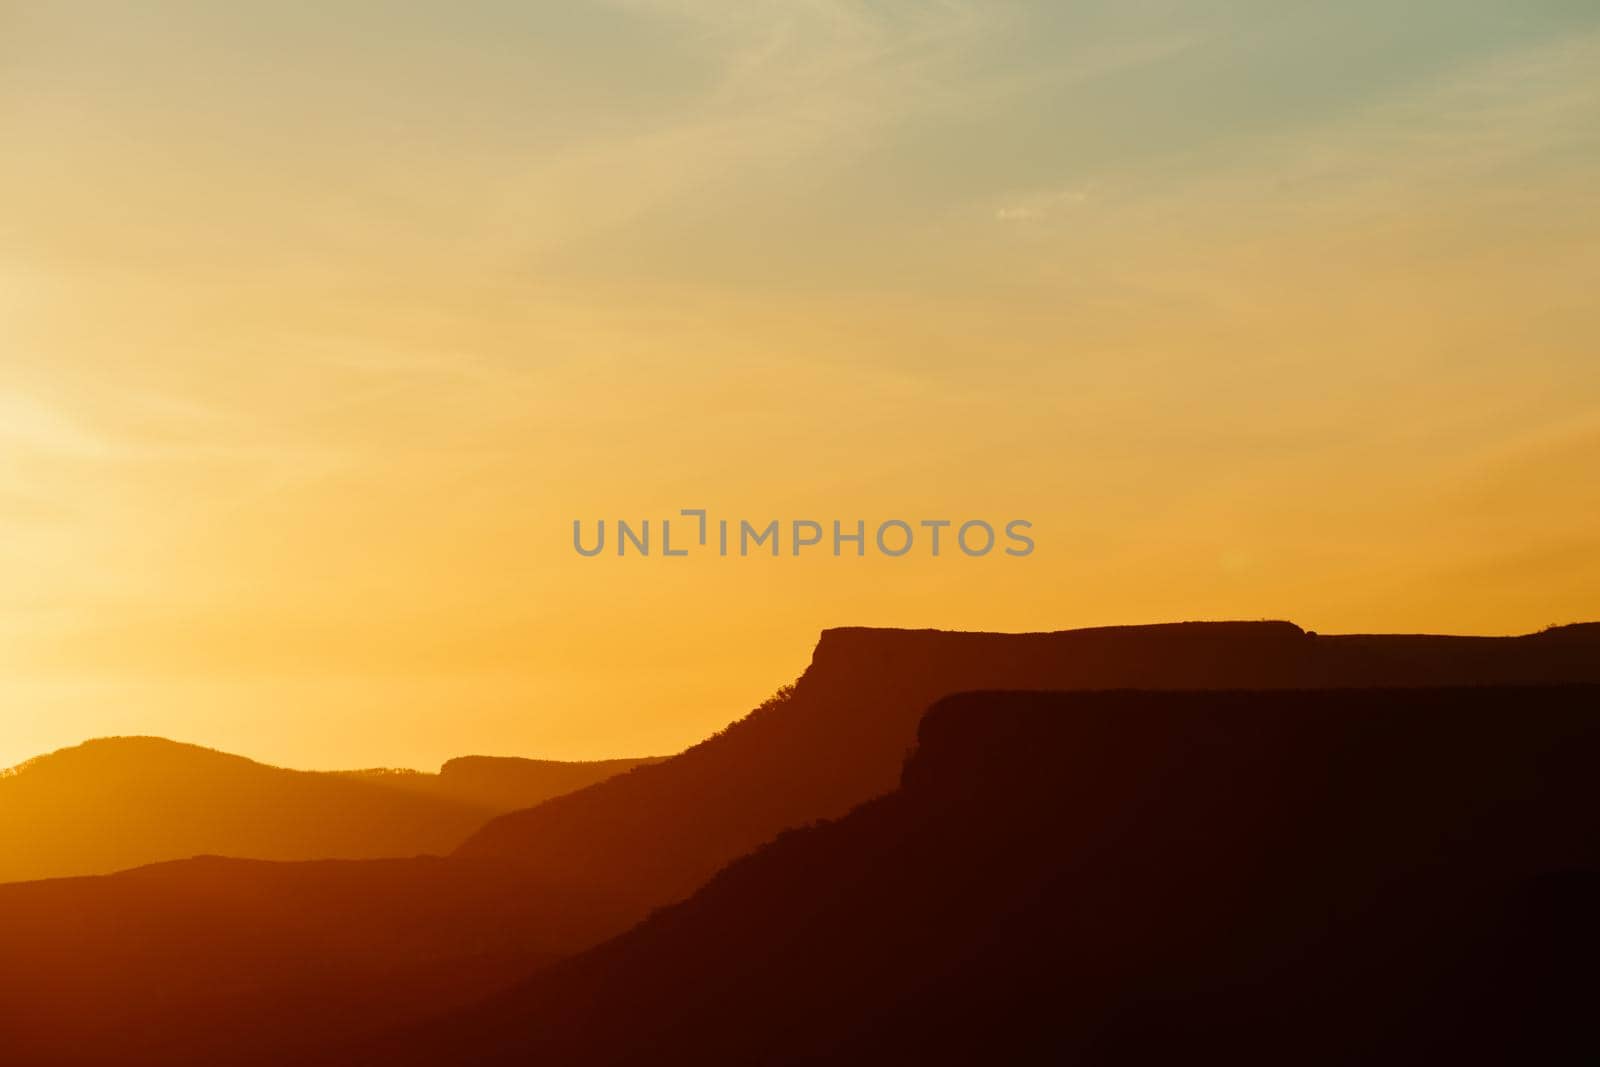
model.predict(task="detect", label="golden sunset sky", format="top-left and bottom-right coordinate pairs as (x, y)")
top-left (3, 1), bottom-right (1598, 771)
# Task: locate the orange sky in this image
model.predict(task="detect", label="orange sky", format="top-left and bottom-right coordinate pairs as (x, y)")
top-left (3, 2), bottom-right (1598, 771)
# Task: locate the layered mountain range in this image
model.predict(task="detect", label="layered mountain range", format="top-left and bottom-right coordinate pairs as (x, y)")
top-left (1, 620), bottom-right (1596, 1064)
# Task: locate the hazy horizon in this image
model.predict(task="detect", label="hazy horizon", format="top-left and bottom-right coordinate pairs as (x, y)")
top-left (5, 617), bottom-right (1599, 773)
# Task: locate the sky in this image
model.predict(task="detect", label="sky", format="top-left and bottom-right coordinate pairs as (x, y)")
top-left (3, 0), bottom-right (1598, 771)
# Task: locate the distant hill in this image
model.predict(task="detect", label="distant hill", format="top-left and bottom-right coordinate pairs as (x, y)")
top-left (341, 755), bottom-right (659, 813)
top-left (0, 737), bottom-right (658, 883)
top-left (2, 621), bottom-right (1598, 1064)
top-left (372, 686), bottom-right (1600, 1065)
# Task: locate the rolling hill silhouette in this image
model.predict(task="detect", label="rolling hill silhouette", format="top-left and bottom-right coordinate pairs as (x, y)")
top-left (365, 687), bottom-right (1600, 1065)
top-left (2, 622), bottom-right (1597, 1063)
top-left (0, 737), bottom-right (657, 883)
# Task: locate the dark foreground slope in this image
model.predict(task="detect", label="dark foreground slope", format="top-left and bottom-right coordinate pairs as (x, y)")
top-left (372, 687), bottom-right (1600, 1066)
top-left (0, 854), bottom-right (639, 1065)
top-left (2, 623), bottom-right (1597, 1064)
top-left (0, 737), bottom-right (657, 883)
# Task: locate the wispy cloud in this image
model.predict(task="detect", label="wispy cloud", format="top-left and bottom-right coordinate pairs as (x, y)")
top-left (486, 2), bottom-right (1000, 245)
top-left (995, 185), bottom-right (1093, 222)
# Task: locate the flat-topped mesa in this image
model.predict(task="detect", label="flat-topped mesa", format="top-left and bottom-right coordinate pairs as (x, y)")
top-left (457, 619), bottom-right (1600, 911)
top-left (431, 755), bottom-right (663, 811)
top-left (802, 621), bottom-right (1313, 694)
top-left (800, 619), bottom-right (1600, 695)
top-left (812, 619), bottom-right (1307, 653)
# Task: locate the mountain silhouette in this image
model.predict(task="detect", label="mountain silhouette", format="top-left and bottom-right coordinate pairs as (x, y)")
top-left (2, 622), bottom-right (1597, 1064)
top-left (0, 737), bottom-right (658, 883)
top-left (362, 686), bottom-right (1600, 1065)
